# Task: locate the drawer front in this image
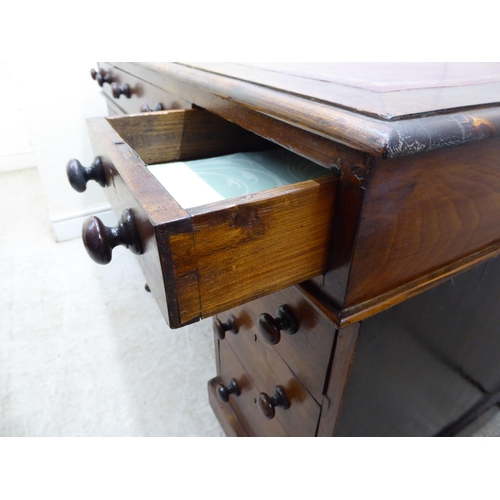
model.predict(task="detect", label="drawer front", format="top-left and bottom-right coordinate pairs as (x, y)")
top-left (81, 110), bottom-right (338, 329)
top-left (218, 339), bottom-right (320, 436)
top-left (216, 286), bottom-right (335, 402)
top-left (96, 63), bottom-right (192, 115)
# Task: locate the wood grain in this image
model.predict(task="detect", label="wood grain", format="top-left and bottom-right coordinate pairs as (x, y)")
top-left (127, 62), bottom-right (500, 158)
top-left (216, 285), bottom-right (336, 403)
top-left (218, 340), bottom-right (288, 436)
top-left (343, 136), bottom-right (500, 309)
top-left (107, 108), bottom-right (272, 165)
top-left (317, 323), bottom-right (359, 437)
top-left (87, 112), bottom-right (338, 328)
top-left (185, 176), bottom-right (338, 323)
top-left (220, 314), bottom-right (321, 436)
top-left (98, 62), bottom-right (191, 115)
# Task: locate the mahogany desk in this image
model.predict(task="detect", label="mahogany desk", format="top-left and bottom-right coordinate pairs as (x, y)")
top-left (70, 63), bottom-right (500, 436)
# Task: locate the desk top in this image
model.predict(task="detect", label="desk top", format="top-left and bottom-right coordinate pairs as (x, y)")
top-left (138, 62), bottom-right (500, 158)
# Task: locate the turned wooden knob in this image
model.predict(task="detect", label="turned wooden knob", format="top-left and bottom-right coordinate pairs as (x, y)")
top-left (258, 386), bottom-right (290, 419)
top-left (111, 82), bottom-right (131, 99)
top-left (82, 209), bottom-right (143, 265)
top-left (216, 379), bottom-right (241, 402)
top-left (257, 305), bottom-right (299, 345)
top-left (66, 157), bottom-right (106, 193)
top-left (90, 68), bottom-right (112, 87)
top-left (140, 103), bottom-right (164, 112)
top-left (213, 315), bottom-right (238, 340)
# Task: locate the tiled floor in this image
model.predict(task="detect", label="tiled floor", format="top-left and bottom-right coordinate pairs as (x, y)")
top-left (0, 168), bottom-right (224, 436)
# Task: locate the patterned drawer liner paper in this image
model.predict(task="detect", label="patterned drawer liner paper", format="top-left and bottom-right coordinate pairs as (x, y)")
top-left (147, 149), bottom-right (336, 209)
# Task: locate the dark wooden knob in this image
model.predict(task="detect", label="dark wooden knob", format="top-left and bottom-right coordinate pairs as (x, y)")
top-left (82, 209), bottom-right (143, 265)
top-left (216, 379), bottom-right (241, 403)
top-left (258, 386), bottom-right (290, 419)
top-left (257, 305), bottom-right (299, 345)
top-left (111, 82), bottom-right (131, 99)
top-left (90, 68), bottom-right (112, 87)
top-left (213, 315), bottom-right (238, 340)
top-left (140, 103), bottom-right (164, 112)
top-left (66, 157), bottom-right (106, 193)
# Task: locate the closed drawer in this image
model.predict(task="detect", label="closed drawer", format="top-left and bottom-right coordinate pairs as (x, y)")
top-left (95, 63), bottom-right (191, 115)
top-left (80, 109), bottom-right (338, 328)
top-left (215, 285), bottom-right (335, 402)
top-left (217, 338), bottom-right (320, 436)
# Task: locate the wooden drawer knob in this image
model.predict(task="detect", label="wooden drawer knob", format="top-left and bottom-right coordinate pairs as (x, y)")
top-left (257, 305), bottom-right (298, 345)
top-left (111, 82), bottom-right (131, 99)
top-left (82, 209), bottom-right (143, 265)
top-left (216, 379), bottom-right (240, 402)
top-left (90, 68), bottom-right (112, 87)
top-left (66, 157), bottom-right (106, 193)
top-left (213, 315), bottom-right (238, 340)
top-left (258, 386), bottom-right (290, 419)
top-left (140, 103), bottom-right (164, 112)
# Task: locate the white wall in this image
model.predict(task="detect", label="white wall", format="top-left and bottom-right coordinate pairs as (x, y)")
top-left (2, 61), bottom-right (114, 241)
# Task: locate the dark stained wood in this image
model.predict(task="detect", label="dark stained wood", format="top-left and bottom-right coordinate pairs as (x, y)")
top-left (218, 340), bottom-right (288, 436)
top-left (81, 209), bottom-right (143, 265)
top-left (108, 62), bottom-right (366, 171)
top-left (181, 62), bottom-right (500, 118)
top-left (98, 62), bottom-right (192, 115)
top-left (221, 318), bottom-right (320, 436)
top-left (86, 111), bottom-right (338, 327)
top-left (334, 256), bottom-right (500, 436)
top-left (216, 285), bottom-right (335, 405)
top-left (338, 136), bottom-right (500, 316)
top-left (88, 63), bottom-right (500, 436)
top-left (208, 377), bottom-right (248, 437)
top-left (123, 62), bottom-right (500, 158)
top-left (66, 157), bottom-right (107, 192)
top-left (317, 323), bottom-right (360, 437)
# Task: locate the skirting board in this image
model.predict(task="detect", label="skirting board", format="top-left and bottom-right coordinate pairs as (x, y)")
top-left (52, 206), bottom-right (116, 243)
top-left (0, 150), bottom-right (36, 173)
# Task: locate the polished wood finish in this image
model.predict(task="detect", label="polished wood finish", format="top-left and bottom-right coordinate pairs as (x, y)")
top-left (98, 62), bottom-right (192, 115)
top-left (66, 157), bottom-right (107, 192)
top-left (208, 378), bottom-right (249, 437)
top-left (216, 378), bottom-right (240, 402)
top-left (86, 63), bottom-right (500, 436)
top-left (86, 109), bottom-right (338, 327)
top-left (257, 386), bottom-right (290, 420)
top-left (216, 286), bottom-right (335, 404)
top-left (257, 305), bottom-right (299, 345)
top-left (213, 315), bottom-right (238, 340)
top-left (133, 62), bottom-right (500, 158)
top-left (82, 209), bottom-right (143, 264)
top-left (217, 340), bottom-right (288, 436)
top-left (220, 328), bottom-right (320, 436)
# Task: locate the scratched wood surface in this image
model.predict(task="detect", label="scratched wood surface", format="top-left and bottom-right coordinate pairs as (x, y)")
top-left (120, 62), bottom-right (500, 158)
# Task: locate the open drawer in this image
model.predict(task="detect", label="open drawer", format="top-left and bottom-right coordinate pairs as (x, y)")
top-left (74, 109), bottom-right (339, 328)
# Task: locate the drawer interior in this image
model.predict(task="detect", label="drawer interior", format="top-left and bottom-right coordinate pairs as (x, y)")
top-left (88, 109), bottom-right (339, 328)
top-left (148, 149), bottom-right (337, 209)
